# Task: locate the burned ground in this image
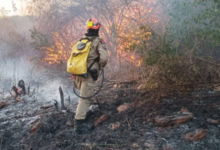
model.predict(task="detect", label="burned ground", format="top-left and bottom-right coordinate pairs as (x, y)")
top-left (0, 80), bottom-right (220, 150)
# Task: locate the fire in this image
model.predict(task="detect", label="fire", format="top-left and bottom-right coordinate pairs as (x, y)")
top-left (41, 32), bottom-right (73, 65)
top-left (39, 0), bottom-right (160, 68)
top-left (41, 32), bottom-right (144, 67)
top-left (130, 55), bottom-right (135, 60)
top-left (130, 54), bottom-right (143, 67)
top-left (110, 0), bottom-right (160, 68)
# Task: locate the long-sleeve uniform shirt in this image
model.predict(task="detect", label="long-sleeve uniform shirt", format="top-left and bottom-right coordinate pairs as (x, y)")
top-left (74, 36), bottom-right (108, 120)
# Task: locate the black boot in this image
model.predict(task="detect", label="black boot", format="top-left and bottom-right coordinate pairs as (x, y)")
top-left (74, 119), bottom-right (95, 134)
top-left (85, 110), bottom-right (94, 121)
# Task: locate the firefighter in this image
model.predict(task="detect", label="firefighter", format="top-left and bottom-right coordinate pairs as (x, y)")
top-left (73, 18), bottom-right (108, 134)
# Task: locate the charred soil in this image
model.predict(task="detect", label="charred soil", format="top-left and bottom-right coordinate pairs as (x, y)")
top-left (1, 81), bottom-right (220, 150)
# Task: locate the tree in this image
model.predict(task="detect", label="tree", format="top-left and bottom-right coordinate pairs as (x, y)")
top-left (27, 0), bottom-right (164, 70)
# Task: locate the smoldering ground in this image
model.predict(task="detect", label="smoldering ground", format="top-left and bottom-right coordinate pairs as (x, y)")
top-left (0, 55), bottom-right (80, 150)
top-left (1, 78), bottom-right (220, 150)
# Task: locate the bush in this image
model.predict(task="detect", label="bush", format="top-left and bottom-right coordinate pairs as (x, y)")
top-left (139, 0), bottom-right (220, 91)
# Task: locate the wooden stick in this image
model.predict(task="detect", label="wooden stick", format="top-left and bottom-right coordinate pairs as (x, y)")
top-left (27, 82), bottom-right (30, 95)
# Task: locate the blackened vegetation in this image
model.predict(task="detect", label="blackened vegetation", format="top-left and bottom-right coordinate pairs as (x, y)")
top-left (18, 80), bottom-right (26, 95)
top-left (59, 86), bottom-right (66, 110)
top-left (11, 80), bottom-right (30, 99)
top-left (1, 81), bottom-right (220, 150)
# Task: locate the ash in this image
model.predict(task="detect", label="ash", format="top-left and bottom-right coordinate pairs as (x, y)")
top-left (0, 79), bottom-right (220, 150)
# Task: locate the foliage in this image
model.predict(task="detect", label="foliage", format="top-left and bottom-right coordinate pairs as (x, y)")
top-left (30, 27), bottom-right (50, 50)
top-left (40, 32), bottom-right (74, 64)
top-left (165, 0), bottom-right (220, 55)
top-left (138, 0), bottom-right (220, 89)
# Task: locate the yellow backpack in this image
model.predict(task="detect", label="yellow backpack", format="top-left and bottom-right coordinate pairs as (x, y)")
top-left (67, 37), bottom-right (95, 77)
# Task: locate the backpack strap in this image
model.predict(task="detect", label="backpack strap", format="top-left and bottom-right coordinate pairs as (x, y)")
top-left (87, 57), bottom-right (99, 71)
top-left (79, 37), bottom-right (90, 41)
top-left (79, 38), bottom-right (91, 44)
top-left (79, 36), bottom-right (99, 42)
top-left (87, 36), bottom-right (100, 71)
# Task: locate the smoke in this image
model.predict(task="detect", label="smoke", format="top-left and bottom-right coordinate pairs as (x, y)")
top-left (0, 15), bottom-right (78, 104)
top-left (0, 15), bottom-right (38, 89)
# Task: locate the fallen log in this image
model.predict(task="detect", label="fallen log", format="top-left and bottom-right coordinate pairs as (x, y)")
top-left (0, 101), bottom-right (10, 109)
top-left (40, 104), bottom-right (54, 109)
top-left (94, 114), bottom-right (109, 127)
top-left (183, 129), bottom-right (208, 141)
top-left (30, 121), bottom-right (41, 134)
top-left (117, 104), bottom-right (131, 113)
top-left (155, 112), bottom-right (194, 126)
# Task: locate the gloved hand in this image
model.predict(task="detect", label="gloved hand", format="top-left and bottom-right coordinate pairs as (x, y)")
top-left (72, 74), bottom-right (75, 79)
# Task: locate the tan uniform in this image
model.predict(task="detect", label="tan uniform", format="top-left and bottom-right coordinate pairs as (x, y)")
top-left (74, 36), bottom-right (108, 120)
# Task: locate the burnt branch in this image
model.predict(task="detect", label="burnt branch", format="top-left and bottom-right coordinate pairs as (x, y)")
top-left (59, 86), bottom-right (66, 110)
top-left (12, 86), bottom-right (20, 98)
top-left (53, 99), bottom-right (59, 111)
top-left (27, 82), bottom-right (30, 95)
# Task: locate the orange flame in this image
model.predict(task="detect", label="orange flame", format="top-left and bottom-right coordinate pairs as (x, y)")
top-left (41, 32), bottom-right (73, 64)
top-left (130, 54), bottom-right (143, 67)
